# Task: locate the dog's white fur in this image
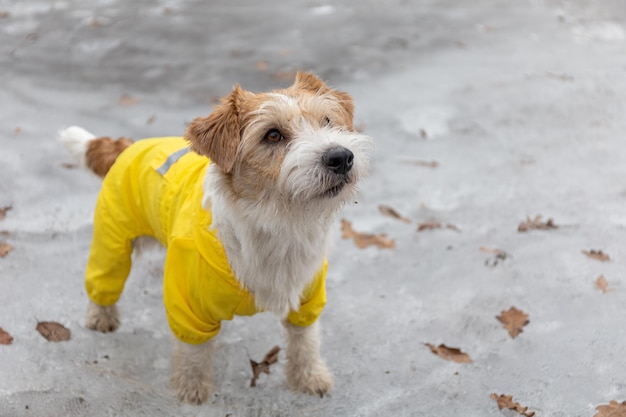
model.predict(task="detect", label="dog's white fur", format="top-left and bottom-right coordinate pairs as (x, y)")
top-left (205, 125), bottom-right (371, 316)
top-left (59, 73), bottom-right (372, 404)
top-left (58, 126), bottom-right (95, 168)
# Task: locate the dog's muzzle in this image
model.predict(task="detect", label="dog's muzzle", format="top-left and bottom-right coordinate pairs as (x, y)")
top-left (320, 146), bottom-right (354, 198)
top-left (322, 146), bottom-right (354, 176)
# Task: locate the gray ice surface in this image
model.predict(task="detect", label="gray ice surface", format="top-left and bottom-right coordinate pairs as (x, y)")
top-left (1, 1), bottom-right (626, 416)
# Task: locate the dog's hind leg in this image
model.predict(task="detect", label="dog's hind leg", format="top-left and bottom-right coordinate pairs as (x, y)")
top-left (170, 339), bottom-right (216, 404)
top-left (283, 320), bottom-right (334, 396)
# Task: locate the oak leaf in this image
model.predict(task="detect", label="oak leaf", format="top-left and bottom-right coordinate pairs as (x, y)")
top-left (250, 345), bottom-right (280, 387)
top-left (0, 327), bottom-right (13, 345)
top-left (518, 215), bottom-right (557, 232)
top-left (36, 321), bottom-right (71, 342)
top-left (378, 205), bottom-right (411, 223)
top-left (417, 219), bottom-right (441, 231)
top-left (491, 393), bottom-right (535, 417)
top-left (596, 275), bottom-right (614, 293)
top-left (0, 205), bottom-right (11, 221)
top-left (341, 219), bottom-right (395, 249)
top-left (497, 307), bottom-right (529, 338)
top-left (417, 219), bottom-right (460, 232)
top-left (0, 242), bottom-right (12, 258)
top-left (583, 250), bottom-right (610, 262)
top-left (595, 400), bottom-right (626, 417)
top-left (424, 343), bottom-right (472, 363)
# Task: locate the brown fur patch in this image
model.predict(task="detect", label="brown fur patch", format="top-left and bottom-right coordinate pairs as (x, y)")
top-left (186, 85), bottom-right (244, 173)
top-left (288, 72), bottom-right (354, 130)
top-left (86, 136), bottom-right (133, 178)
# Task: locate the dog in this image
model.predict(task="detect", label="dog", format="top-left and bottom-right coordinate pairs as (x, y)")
top-left (59, 72), bottom-right (373, 404)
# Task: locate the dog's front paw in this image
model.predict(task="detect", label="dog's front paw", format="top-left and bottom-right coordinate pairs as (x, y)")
top-left (287, 364), bottom-right (334, 397)
top-left (171, 374), bottom-right (214, 405)
top-left (85, 302), bottom-right (120, 333)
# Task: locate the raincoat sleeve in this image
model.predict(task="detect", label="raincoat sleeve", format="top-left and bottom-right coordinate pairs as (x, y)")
top-left (286, 260), bottom-right (328, 327)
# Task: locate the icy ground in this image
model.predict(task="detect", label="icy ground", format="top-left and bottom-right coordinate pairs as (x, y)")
top-left (2, 1), bottom-right (626, 416)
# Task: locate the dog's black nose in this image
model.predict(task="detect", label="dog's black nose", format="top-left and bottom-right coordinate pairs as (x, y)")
top-left (322, 147), bottom-right (354, 175)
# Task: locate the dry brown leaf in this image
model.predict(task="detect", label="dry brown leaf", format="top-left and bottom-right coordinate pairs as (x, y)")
top-left (417, 219), bottom-right (460, 232)
top-left (0, 242), bottom-right (12, 258)
top-left (0, 206), bottom-right (11, 222)
top-left (36, 321), bottom-right (71, 342)
top-left (378, 205), bottom-right (411, 223)
top-left (249, 345), bottom-right (280, 387)
top-left (583, 249), bottom-right (610, 262)
top-left (424, 343), bottom-right (472, 364)
top-left (420, 129), bottom-right (428, 139)
top-left (518, 215), bottom-right (558, 232)
top-left (417, 219), bottom-right (441, 231)
top-left (61, 162), bottom-right (79, 169)
top-left (497, 307), bottom-right (529, 339)
top-left (479, 246), bottom-right (503, 254)
top-left (119, 94), bottom-right (139, 106)
top-left (595, 400), bottom-right (626, 417)
top-left (596, 275), bottom-right (614, 293)
top-left (0, 327), bottom-right (13, 345)
top-left (255, 61), bottom-right (268, 71)
top-left (14, 126), bottom-right (21, 134)
top-left (491, 393), bottom-right (535, 417)
top-left (341, 219), bottom-right (395, 249)
top-left (146, 115), bottom-right (156, 125)
top-left (0, 11), bottom-right (10, 18)
top-left (276, 49), bottom-right (293, 57)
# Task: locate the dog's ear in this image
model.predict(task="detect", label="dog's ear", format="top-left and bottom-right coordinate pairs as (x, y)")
top-left (293, 72), bottom-right (330, 94)
top-left (186, 85), bottom-right (243, 173)
top-left (293, 72), bottom-right (355, 130)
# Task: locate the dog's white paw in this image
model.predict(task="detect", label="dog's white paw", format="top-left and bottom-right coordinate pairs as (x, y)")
top-left (171, 374), bottom-right (214, 405)
top-left (287, 365), bottom-right (334, 397)
top-left (85, 302), bottom-right (120, 333)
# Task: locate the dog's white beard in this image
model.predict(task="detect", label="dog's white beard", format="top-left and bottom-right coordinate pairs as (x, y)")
top-left (202, 128), bottom-right (372, 316)
top-left (279, 127), bottom-right (372, 202)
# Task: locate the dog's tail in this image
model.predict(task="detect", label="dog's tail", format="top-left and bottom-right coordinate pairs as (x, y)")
top-left (58, 126), bottom-right (133, 178)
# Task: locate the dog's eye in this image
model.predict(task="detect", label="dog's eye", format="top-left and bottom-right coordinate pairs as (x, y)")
top-left (264, 129), bottom-right (284, 143)
top-left (323, 117), bottom-right (331, 126)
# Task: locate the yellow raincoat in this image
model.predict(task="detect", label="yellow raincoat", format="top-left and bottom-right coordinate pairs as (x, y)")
top-left (85, 137), bottom-right (327, 344)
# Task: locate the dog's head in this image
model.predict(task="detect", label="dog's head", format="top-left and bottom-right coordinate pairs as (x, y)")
top-left (186, 72), bottom-right (373, 206)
